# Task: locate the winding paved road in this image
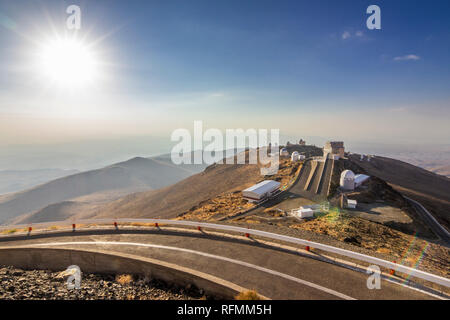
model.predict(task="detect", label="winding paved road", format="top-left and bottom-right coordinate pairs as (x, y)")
top-left (0, 228), bottom-right (443, 300)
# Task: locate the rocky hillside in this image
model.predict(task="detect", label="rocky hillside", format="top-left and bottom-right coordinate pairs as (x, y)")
top-left (90, 161), bottom-right (262, 220)
top-left (178, 158), bottom-right (302, 221)
top-left (289, 210), bottom-right (449, 279)
top-left (86, 147), bottom-right (319, 221)
top-left (347, 154), bottom-right (450, 231)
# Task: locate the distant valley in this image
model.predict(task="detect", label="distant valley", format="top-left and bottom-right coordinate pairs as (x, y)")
top-left (0, 154), bottom-right (207, 224)
top-left (0, 169), bottom-right (79, 195)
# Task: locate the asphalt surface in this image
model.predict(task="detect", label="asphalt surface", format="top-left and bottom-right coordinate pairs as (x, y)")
top-left (0, 229), bottom-right (440, 300)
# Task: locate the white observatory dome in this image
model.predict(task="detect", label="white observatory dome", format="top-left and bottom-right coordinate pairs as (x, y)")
top-left (340, 170), bottom-right (355, 190)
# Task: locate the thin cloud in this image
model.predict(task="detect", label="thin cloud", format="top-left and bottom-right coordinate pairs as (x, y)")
top-left (341, 31), bottom-right (351, 40)
top-left (341, 30), bottom-right (365, 40)
top-left (393, 54), bottom-right (421, 61)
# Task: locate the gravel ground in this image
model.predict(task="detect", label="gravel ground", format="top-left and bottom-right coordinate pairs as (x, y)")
top-left (0, 266), bottom-right (206, 300)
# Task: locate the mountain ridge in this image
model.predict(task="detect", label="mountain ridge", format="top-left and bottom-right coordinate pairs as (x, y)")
top-left (0, 155), bottom-right (207, 224)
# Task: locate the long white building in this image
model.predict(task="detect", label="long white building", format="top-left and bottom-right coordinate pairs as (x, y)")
top-left (242, 180), bottom-right (281, 202)
top-left (354, 174), bottom-right (370, 188)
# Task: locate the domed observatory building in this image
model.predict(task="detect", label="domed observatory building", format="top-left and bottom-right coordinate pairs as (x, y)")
top-left (291, 151), bottom-right (300, 162)
top-left (340, 170), bottom-right (355, 190)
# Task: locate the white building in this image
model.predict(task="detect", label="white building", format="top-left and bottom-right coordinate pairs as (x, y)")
top-left (340, 170), bottom-right (355, 190)
top-left (291, 204), bottom-right (322, 218)
top-left (298, 208), bottom-right (314, 218)
top-left (280, 148), bottom-right (289, 157)
top-left (346, 199), bottom-right (357, 209)
top-left (354, 174), bottom-right (370, 188)
top-left (291, 207), bottom-right (314, 218)
top-left (242, 180), bottom-right (281, 203)
top-left (298, 154), bottom-right (306, 160)
top-left (291, 151), bottom-right (300, 162)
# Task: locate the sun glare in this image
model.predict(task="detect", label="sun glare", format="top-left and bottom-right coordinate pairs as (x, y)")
top-left (37, 37), bottom-right (98, 89)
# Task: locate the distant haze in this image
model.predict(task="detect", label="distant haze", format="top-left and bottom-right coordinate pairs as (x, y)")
top-left (1, 1), bottom-right (449, 173)
top-left (0, 168), bottom-right (79, 194)
top-left (0, 135), bottom-right (448, 176)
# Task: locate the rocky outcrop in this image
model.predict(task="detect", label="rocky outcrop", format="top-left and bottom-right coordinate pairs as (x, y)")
top-left (0, 266), bottom-right (205, 300)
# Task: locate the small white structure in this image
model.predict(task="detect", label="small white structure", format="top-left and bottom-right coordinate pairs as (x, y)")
top-left (242, 180), bottom-right (281, 202)
top-left (280, 148), bottom-right (289, 157)
top-left (291, 151), bottom-right (300, 162)
top-left (340, 170), bottom-right (355, 190)
top-left (298, 208), bottom-right (314, 218)
top-left (354, 174), bottom-right (370, 188)
top-left (298, 154), bottom-right (306, 160)
top-left (290, 204), bottom-right (322, 218)
top-left (346, 199), bottom-right (357, 209)
top-left (291, 207), bottom-right (314, 218)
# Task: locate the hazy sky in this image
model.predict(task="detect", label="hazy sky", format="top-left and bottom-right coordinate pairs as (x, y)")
top-left (0, 0), bottom-right (449, 169)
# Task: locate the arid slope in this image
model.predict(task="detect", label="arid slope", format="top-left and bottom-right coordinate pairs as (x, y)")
top-left (348, 155), bottom-right (450, 230)
top-left (89, 162), bottom-right (263, 220)
top-left (0, 156), bottom-right (206, 224)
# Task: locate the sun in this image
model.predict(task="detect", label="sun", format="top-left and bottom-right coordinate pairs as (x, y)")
top-left (37, 37), bottom-right (98, 89)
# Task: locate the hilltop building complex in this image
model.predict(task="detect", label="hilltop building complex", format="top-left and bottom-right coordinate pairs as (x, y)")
top-left (323, 141), bottom-right (345, 159)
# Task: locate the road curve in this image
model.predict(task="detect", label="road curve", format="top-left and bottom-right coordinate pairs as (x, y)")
top-left (404, 196), bottom-right (450, 245)
top-left (29, 240), bottom-right (355, 300)
top-left (0, 229), bottom-right (442, 300)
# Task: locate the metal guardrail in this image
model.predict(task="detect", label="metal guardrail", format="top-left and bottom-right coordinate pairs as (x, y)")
top-left (404, 196), bottom-right (450, 239)
top-left (1, 218), bottom-right (449, 288)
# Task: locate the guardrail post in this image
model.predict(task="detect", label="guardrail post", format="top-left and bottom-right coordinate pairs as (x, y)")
top-left (72, 224), bottom-right (76, 232)
top-left (390, 261), bottom-right (396, 276)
